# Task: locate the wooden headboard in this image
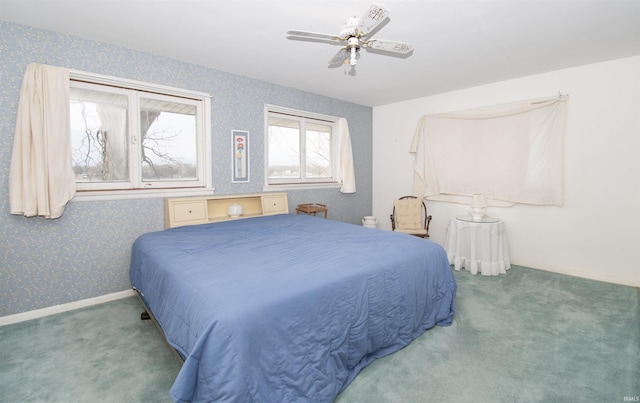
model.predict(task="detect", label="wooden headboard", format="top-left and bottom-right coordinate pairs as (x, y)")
top-left (164, 193), bottom-right (288, 228)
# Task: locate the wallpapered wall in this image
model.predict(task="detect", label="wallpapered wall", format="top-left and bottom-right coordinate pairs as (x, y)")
top-left (0, 21), bottom-right (373, 317)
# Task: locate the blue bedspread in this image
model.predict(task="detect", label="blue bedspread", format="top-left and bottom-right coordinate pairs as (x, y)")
top-left (130, 214), bottom-right (456, 402)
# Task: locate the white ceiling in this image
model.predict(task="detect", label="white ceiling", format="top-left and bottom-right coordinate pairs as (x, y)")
top-left (2, 0), bottom-right (639, 107)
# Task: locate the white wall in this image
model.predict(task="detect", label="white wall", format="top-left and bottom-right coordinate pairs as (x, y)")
top-left (372, 56), bottom-right (640, 287)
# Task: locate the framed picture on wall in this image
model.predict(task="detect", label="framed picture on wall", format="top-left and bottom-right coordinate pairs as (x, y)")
top-left (232, 130), bottom-right (249, 183)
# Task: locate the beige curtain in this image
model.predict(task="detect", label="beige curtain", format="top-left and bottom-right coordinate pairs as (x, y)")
top-left (338, 118), bottom-right (356, 193)
top-left (10, 63), bottom-right (76, 219)
top-left (410, 97), bottom-right (567, 206)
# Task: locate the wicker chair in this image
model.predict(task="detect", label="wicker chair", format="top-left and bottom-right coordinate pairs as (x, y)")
top-left (389, 195), bottom-right (432, 238)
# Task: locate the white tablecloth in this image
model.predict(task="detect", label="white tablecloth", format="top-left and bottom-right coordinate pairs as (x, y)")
top-left (444, 217), bottom-right (511, 276)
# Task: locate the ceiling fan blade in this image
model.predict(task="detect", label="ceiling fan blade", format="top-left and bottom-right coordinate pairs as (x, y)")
top-left (357, 3), bottom-right (390, 36)
top-left (365, 39), bottom-right (413, 54)
top-left (328, 48), bottom-right (347, 67)
top-left (287, 30), bottom-right (343, 43)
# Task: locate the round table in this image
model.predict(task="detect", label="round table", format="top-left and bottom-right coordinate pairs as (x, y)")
top-left (444, 215), bottom-right (511, 276)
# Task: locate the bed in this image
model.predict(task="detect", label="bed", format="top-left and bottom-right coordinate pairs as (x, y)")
top-left (130, 213), bottom-right (456, 402)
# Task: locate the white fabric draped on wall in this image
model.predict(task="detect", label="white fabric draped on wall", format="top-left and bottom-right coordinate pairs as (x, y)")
top-left (10, 63), bottom-right (76, 219)
top-left (410, 97), bottom-right (567, 206)
top-left (338, 118), bottom-right (356, 194)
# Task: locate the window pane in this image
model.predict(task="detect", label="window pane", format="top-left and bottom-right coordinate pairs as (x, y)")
top-left (306, 123), bottom-right (332, 178)
top-left (70, 87), bottom-right (129, 182)
top-left (140, 98), bottom-right (197, 181)
top-left (268, 117), bottom-right (300, 179)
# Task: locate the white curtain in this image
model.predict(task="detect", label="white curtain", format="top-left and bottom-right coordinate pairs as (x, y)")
top-left (410, 97), bottom-right (567, 206)
top-left (10, 63), bottom-right (76, 219)
top-left (337, 118), bottom-right (356, 193)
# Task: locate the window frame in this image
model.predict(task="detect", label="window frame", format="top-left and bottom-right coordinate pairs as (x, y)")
top-left (263, 104), bottom-right (340, 191)
top-left (69, 70), bottom-right (213, 201)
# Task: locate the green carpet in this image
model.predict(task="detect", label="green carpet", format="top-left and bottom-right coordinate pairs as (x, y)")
top-left (1, 266), bottom-right (638, 402)
top-left (336, 266), bottom-right (640, 402)
top-left (0, 297), bottom-right (180, 402)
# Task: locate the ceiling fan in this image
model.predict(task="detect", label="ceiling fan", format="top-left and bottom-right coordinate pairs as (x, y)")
top-left (287, 3), bottom-right (413, 68)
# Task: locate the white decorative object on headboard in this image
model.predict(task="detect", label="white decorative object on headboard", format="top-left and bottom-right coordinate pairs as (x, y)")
top-left (227, 203), bottom-right (244, 217)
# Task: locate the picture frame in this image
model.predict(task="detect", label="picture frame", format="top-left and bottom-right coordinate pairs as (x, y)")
top-left (231, 130), bottom-right (249, 183)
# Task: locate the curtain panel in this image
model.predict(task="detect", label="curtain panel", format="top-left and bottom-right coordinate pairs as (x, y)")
top-left (338, 118), bottom-right (356, 194)
top-left (10, 63), bottom-right (76, 219)
top-left (410, 97), bottom-right (567, 207)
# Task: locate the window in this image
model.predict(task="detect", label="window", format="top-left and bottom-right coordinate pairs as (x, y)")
top-left (69, 71), bottom-right (211, 200)
top-left (265, 105), bottom-right (339, 189)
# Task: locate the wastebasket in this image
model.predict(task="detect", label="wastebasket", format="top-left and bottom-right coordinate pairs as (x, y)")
top-left (362, 216), bottom-right (377, 229)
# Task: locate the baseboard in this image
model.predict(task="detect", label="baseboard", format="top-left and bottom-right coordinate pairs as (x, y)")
top-left (0, 289), bottom-right (135, 327)
top-left (524, 265), bottom-right (640, 289)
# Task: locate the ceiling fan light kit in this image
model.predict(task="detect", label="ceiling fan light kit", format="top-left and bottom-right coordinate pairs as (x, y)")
top-left (287, 3), bottom-right (413, 68)
top-left (347, 37), bottom-right (360, 66)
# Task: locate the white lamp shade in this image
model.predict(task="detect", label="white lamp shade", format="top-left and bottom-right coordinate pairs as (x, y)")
top-left (470, 194), bottom-right (487, 220)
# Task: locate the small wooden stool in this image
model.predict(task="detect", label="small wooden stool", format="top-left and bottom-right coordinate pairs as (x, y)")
top-left (296, 203), bottom-right (328, 218)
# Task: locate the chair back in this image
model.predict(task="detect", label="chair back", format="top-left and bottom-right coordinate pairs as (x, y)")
top-left (390, 196), bottom-right (431, 238)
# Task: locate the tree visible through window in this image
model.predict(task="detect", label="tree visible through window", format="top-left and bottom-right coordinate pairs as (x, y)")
top-left (139, 97), bottom-right (197, 181)
top-left (266, 106), bottom-right (336, 187)
top-left (69, 76), bottom-right (210, 195)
